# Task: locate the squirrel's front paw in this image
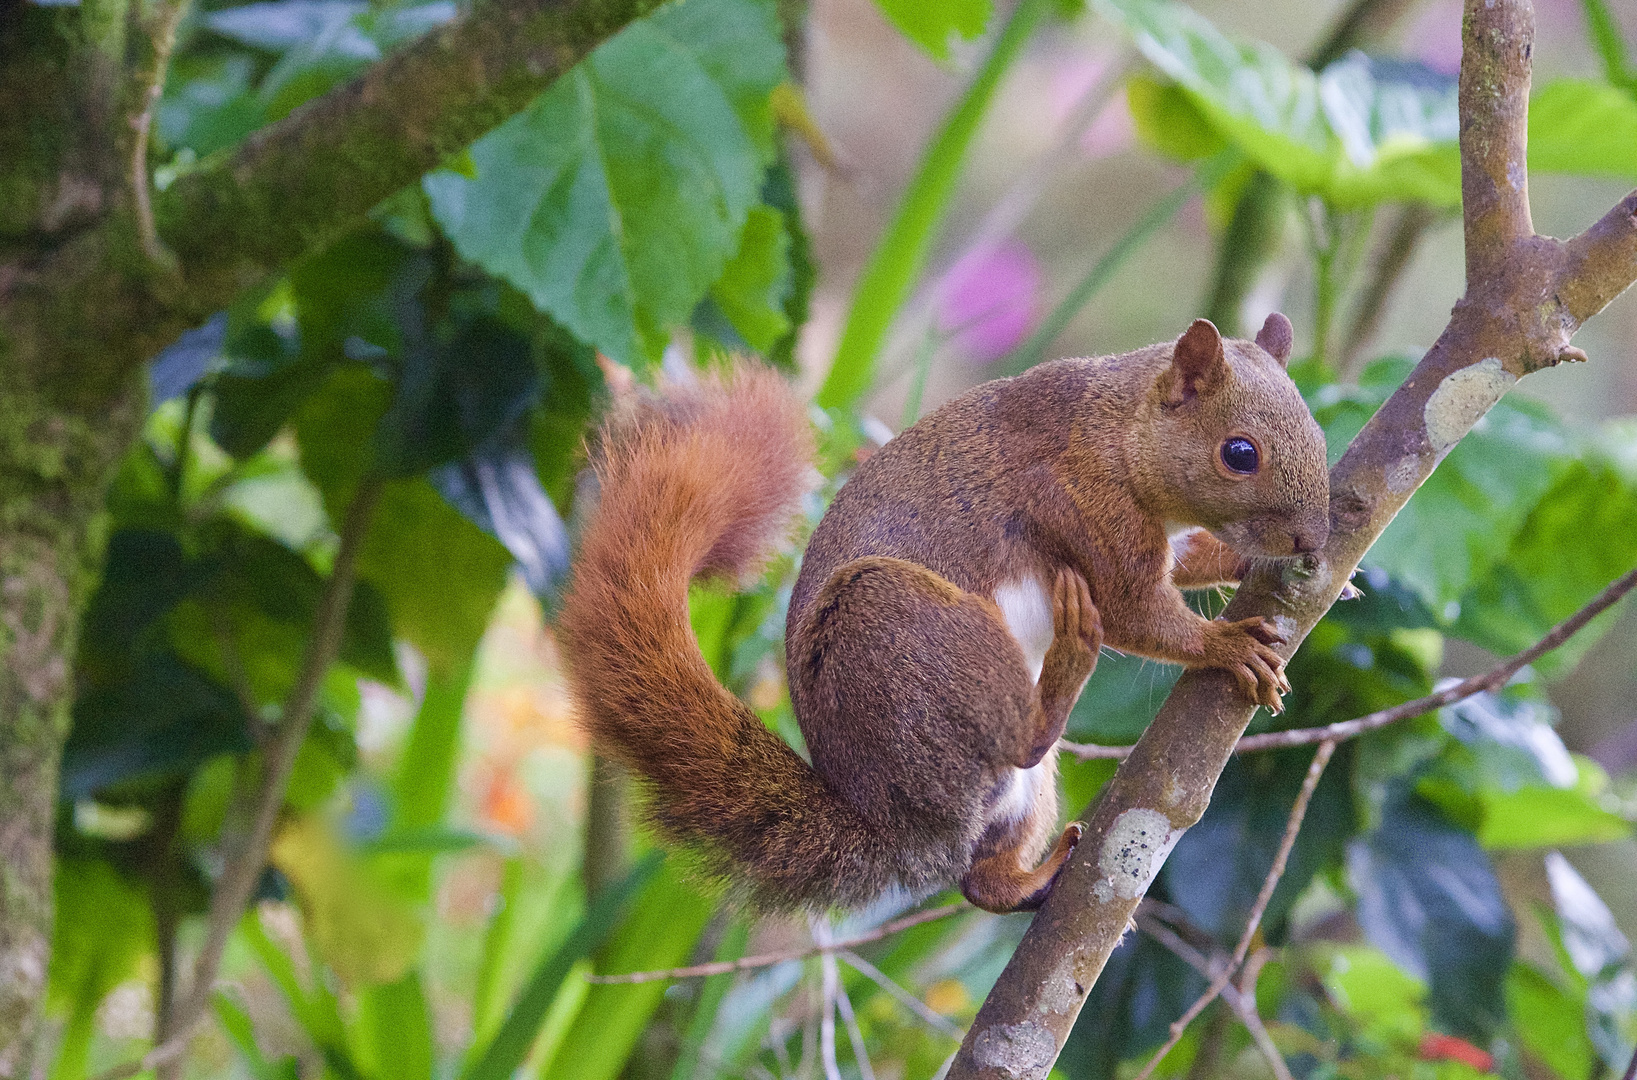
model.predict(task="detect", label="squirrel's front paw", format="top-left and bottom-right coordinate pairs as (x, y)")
top-left (1043, 567), bottom-right (1102, 687)
top-left (1203, 616), bottom-right (1290, 712)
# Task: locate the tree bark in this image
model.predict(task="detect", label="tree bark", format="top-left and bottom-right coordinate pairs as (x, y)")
top-left (947, 1), bottom-right (1637, 1075)
top-left (0, 0), bottom-right (675, 1067)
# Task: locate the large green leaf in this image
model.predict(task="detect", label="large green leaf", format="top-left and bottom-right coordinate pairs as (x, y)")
top-left (539, 860), bottom-right (718, 1080)
top-left (1528, 78), bottom-right (1637, 182)
top-left (1349, 788), bottom-right (1515, 1040)
top-left (425, 0), bottom-right (786, 366)
top-left (354, 477), bottom-right (512, 673)
top-left (463, 856), bottom-right (661, 1080)
top-left (1101, 0), bottom-right (1461, 207)
top-left (872, 0), bottom-right (991, 61)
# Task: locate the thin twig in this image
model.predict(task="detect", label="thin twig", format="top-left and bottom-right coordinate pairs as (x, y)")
top-left (834, 977), bottom-right (877, 1080)
top-left (1133, 739), bottom-right (1335, 1080)
top-left (130, 0), bottom-right (191, 267)
top-left (816, 920), bottom-right (842, 1080)
top-left (87, 1017), bottom-right (201, 1080)
top-left (171, 478), bottom-right (383, 1036)
top-left (1135, 917), bottom-right (1288, 1080)
top-left (839, 950), bottom-right (965, 1042)
top-left (587, 903), bottom-right (966, 983)
top-left (1230, 950), bottom-right (1293, 1080)
top-left (1062, 561), bottom-right (1637, 762)
top-left (1337, 205), bottom-right (1441, 376)
top-left (1622, 1041), bottom-right (1636, 1080)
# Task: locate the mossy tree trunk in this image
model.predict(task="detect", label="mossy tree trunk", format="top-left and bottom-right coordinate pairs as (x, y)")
top-left (0, 0), bottom-right (666, 1066)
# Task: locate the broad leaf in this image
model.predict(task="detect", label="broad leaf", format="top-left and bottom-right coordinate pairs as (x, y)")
top-left (1349, 788), bottom-right (1515, 1039)
top-left (1101, 0), bottom-right (1460, 207)
top-left (1162, 745), bottom-right (1354, 945)
top-left (1528, 78), bottom-right (1637, 182)
top-left (426, 0), bottom-right (786, 366)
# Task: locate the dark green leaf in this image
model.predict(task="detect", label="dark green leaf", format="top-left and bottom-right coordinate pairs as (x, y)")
top-left (65, 652), bottom-right (253, 799)
top-left (1162, 745), bottom-right (1354, 945)
top-left (1349, 787), bottom-right (1515, 1039)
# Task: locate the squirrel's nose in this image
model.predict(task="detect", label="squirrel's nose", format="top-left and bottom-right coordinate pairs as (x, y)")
top-left (1291, 532), bottom-right (1320, 555)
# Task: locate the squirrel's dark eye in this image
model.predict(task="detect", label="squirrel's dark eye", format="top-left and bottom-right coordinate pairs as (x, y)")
top-left (1221, 437), bottom-right (1259, 474)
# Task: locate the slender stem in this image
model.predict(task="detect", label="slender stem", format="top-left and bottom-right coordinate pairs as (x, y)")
top-left (1061, 560), bottom-right (1637, 760)
top-left (840, 950), bottom-right (965, 1041)
top-left (1133, 740), bottom-right (1335, 1080)
top-left (1621, 1041), bottom-right (1636, 1080)
top-left (587, 903), bottom-right (966, 984)
top-left (1338, 205), bottom-right (1441, 376)
top-left (818, 0), bottom-right (1054, 408)
top-left (834, 977), bottom-right (877, 1080)
top-left (998, 157), bottom-right (1232, 375)
top-left (171, 477), bottom-right (384, 1034)
top-left (1231, 951), bottom-right (1293, 1080)
top-left (900, 331), bottom-right (937, 429)
top-left (817, 922), bottom-right (842, 1080)
top-left (130, 0), bottom-right (191, 268)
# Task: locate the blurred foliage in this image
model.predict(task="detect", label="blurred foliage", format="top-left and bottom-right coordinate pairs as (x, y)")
top-left (43, 0), bottom-right (1637, 1077)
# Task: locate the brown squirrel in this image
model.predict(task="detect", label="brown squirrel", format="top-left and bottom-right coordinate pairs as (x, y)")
top-left (557, 315), bottom-right (1329, 914)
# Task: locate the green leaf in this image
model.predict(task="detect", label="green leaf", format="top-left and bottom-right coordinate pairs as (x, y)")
top-left (1477, 784), bottom-right (1631, 850)
top-left (708, 205), bottom-right (793, 352)
top-left (354, 477), bottom-right (512, 673)
top-left (1322, 944), bottom-right (1427, 1043)
top-left (872, 0), bottom-right (992, 61)
top-left (425, 0), bottom-right (786, 366)
top-left (1452, 447), bottom-right (1637, 677)
top-left (1096, 0), bottom-right (1461, 207)
top-left (1125, 73), bottom-right (1225, 161)
top-left (1369, 396), bottom-right (1569, 611)
top-left (464, 855), bottom-right (661, 1080)
top-left (1507, 964), bottom-right (1596, 1080)
top-left (47, 860), bottom-right (155, 1080)
top-left (358, 972), bottom-right (436, 1080)
top-left (1349, 788), bottom-right (1515, 1040)
top-left (1529, 79), bottom-right (1637, 182)
top-left (1162, 746), bottom-right (1354, 944)
top-left (538, 861), bottom-right (718, 1080)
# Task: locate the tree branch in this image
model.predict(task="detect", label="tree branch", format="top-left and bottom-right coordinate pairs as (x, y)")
top-left (946, 1), bottom-right (1637, 1075)
top-left (154, 0), bottom-right (669, 319)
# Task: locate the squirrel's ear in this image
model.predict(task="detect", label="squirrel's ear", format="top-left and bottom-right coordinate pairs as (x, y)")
top-left (1163, 318), bottom-right (1226, 405)
top-left (1255, 312), bottom-right (1294, 365)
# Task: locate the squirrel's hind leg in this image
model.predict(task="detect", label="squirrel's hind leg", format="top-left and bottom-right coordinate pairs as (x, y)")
top-left (962, 765), bottom-right (1082, 913)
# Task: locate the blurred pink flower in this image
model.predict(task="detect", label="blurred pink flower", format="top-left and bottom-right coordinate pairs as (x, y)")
top-left (1080, 89), bottom-right (1135, 159)
top-left (935, 240), bottom-right (1044, 361)
top-left (1406, 0), bottom-right (1463, 74)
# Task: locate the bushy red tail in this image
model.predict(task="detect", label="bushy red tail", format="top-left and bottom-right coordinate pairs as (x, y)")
top-left (557, 368), bottom-right (891, 910)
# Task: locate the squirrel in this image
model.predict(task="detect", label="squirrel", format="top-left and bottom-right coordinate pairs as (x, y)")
top-left (557, 314), bottom-right (1330, 915)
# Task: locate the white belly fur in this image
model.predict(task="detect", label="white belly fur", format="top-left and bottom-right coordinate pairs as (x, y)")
top-left (992, 576), bottom-right (1053, 684)
top-left (989, 575), bottom-right (1058, 827)
top-left (991, 755), bottom-right (1054, 825)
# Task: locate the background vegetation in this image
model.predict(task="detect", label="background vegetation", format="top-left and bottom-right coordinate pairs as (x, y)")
top-left (6, 0), bottom-right (1637, 1076)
